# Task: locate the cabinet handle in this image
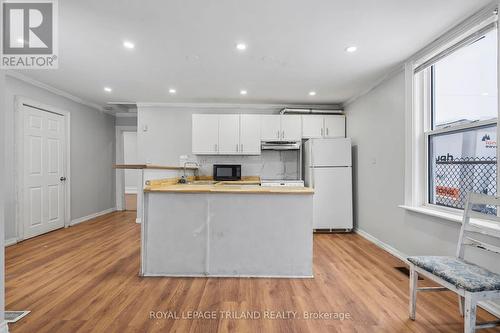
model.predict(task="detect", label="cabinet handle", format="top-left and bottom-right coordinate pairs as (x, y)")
top-left (236, 144), bottom-right (239, 152)
top-left (276, 130), bottom-right (280, 138)
top-left (321, 128), bottom-right (324, 136)
top-left (326, 128), bottom-right (329, 136)
top-left (214, 144), bottom-right (218, 152)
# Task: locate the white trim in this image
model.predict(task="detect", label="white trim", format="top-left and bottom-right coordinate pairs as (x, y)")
top-left (115, 126), bottom-right (138, 211)
top-left (399, 205), bottom-right (463, 224)
top-left (125, 186), bottom-right (138, 194)
top-left (69, 208), bottom-right (116, 226)
top-left (136, 218), bottom-right (142, 224)
top-left (6, 71), bottom-right (105, 113)
top-left (354, 228), bottom-right (408, 263)
top-left (4, 238), bottom-right (17, 247)
top-left (0, 321), bottom-right (9, 333)
top-left (14, 96), bottom-right (71, 241)
top-left (136, 102), bottom-right (341, 110)
top-left (356, 228), bottom-right (500, 318)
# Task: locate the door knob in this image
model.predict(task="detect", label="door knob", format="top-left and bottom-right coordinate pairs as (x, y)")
top-left (60, 177), bottom-right (67, 181)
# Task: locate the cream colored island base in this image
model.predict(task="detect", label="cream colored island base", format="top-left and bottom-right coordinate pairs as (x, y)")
top-left (142, 190), bottom-right (313, 278)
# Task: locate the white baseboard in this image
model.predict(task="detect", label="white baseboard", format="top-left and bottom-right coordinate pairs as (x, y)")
top-left (70, 208), bottom-right (116, 226)
top-left (5, 238), bottom-right (18, 247)
top-left (135, 218), bottom-right (142, 224)
top-left (355, 228), bottom-right (500, 319)
top-left (0, 321), bottom-right (9, 333)
top-left (354, 228), bottom-right (408, 263)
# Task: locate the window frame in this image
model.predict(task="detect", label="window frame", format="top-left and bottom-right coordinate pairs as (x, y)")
top-left (403, 16), bottom-right (500, 218)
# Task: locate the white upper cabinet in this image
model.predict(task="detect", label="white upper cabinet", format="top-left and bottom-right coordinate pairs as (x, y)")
top-left (240, 114), bottom-right (261, 154)
top-left (218, 115), bottom-right (240, 154)
top-left (192, 114), bottom-right (219, 154)
top-left (301, 114), bottom-right (345, 139)
top-left (302, 115), bottom-right (324, 138)
top-left (260, 115), bottom-right (281, 141)
top-left (192, 114), bottom-right (261, 155)
top-left (281, 115), bottom-right (302, 141)
top-left (324, 115), bottom-right (345, 138)
top-left (261, 115), bottom-right (302, 141)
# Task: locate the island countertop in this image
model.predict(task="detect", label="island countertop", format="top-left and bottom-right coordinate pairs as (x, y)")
top-left (144, 183), bottom-right (314, 194)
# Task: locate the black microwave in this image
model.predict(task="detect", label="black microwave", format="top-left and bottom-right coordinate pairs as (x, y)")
top-left (213, 164), bottom-right (241, 181)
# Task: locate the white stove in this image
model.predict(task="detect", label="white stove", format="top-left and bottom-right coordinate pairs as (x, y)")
top-left (260, 180), bottom-right (305, 187)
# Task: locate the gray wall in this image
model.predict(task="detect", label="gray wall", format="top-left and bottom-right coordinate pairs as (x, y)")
top-left (4, 76), bottom-right (116, 241)
top-left (346, 70), bottom-right (500, 273)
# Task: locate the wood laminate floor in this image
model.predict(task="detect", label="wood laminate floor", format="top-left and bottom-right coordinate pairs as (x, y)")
top-left (6, 211), bottom-right (499, 332)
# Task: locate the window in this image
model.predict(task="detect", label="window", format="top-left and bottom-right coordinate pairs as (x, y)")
top-left (424, 28), bottom-right (498, 214)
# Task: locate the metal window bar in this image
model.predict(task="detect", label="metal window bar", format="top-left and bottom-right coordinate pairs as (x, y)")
top-left (432, 157), bottom-right (497, 215)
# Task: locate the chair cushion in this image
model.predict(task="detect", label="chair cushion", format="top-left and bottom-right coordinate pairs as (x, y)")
top-left (407, 256), bottom-right (500, 292)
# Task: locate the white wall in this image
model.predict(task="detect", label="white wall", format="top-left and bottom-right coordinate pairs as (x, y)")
top-left (346, 70), bottom-right (500, 271)
top-left (4, 76), bottom-right (116, 241)
top-left (137, 106), bottom-right (300, 180)
top-left (123, 131), bottom-right (138, 193)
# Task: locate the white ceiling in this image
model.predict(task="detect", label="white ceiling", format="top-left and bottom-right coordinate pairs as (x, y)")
top-left (13, 0), bottom-right (493, 108)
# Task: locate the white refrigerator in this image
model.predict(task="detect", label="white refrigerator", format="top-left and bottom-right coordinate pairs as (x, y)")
top-left (304, 138), bottom-right (353, 230)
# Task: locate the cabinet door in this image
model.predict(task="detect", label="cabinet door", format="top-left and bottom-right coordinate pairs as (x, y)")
top-left (281, 115), bottom-right (302, 141)
top-left (261, 115), bottom-right (281, 141)
top-left (240, 114), bottom-right (261, 155)
top-left (302, 115), bottom-right (324, 138)
top-left (192, 114), bottom-right (219, 154)
top-left (324, 115), bottom-right (346, 138)
top-left (218, 115), bottom-right (240, 154)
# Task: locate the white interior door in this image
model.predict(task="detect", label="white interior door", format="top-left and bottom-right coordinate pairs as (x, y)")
top-left (23, 105), bottom-right (66, 239)
top-left (218, 115), bottom-right (240, 154)
top-left (240, 114), bottom-right (261, 154)
top-left (312, 167), bottom-right (353, 229)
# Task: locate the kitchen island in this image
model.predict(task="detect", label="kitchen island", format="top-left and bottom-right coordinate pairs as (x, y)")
top-left (141, 180), bottom-right (314, 278)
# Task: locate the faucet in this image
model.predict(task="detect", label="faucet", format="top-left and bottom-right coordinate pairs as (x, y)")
top-left (179, 161), bottom-right (200, 183)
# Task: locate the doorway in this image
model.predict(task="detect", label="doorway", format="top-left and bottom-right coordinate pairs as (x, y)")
top-left (15, 98), bottom-right (70, 240)
top-left (123, 131), bottom-right (138, 211)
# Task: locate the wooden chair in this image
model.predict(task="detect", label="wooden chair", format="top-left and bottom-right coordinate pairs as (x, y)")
top-left (408, 192), bottom-right (500, 333)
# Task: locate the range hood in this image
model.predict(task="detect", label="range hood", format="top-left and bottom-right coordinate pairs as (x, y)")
top-left (261, 141), bottom-right (301, 150)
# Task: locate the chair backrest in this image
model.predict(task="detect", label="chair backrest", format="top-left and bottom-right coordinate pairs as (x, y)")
top-left (456, 192), bottom-right (500, 260)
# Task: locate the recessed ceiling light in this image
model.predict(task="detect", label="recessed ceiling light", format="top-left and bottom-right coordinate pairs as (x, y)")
top-left (240, 90), bottom-right (248, 95)
top-left (236, 43), bottom-right (247, 51)
top-left (104, 87), bottom-right (112, 93)
top-left (169, 88), bottom-right (177, 94)
top-left (345, 46), bottom-right (357, 53)
top-left (481, 92), bottom-right (490, 96)
top-left (308, 91), bottom-right (316, 96)
top-left (123, 41), bottom-right (135, 49)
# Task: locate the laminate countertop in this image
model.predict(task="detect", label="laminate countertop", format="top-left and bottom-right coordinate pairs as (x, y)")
top-left (144, 182), bottom-right (314, 195)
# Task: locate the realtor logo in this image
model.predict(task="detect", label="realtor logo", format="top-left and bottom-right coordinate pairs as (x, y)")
top-left (1, 0), bottom-right (58, 68)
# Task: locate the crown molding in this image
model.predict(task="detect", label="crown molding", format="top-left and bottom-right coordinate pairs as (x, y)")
top-left (6, 71), bottom-right (106, 113)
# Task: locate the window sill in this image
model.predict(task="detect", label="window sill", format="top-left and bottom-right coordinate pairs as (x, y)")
top-left (399, 205), bottom-right (462, 224)
top-left (399, 205), bottom-right (500, 233)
